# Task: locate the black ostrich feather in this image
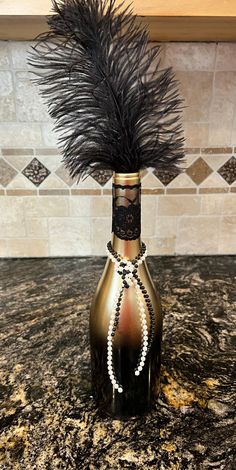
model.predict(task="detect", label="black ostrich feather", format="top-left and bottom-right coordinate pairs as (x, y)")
top-left (29, 0), bottom-right (186, 180)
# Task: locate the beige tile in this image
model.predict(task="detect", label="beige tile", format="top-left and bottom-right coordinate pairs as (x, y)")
top-left (0, 196), bottom-right (25, 213)
top-left (163, 43), bottom-right (216, 71)
top-left (40, 174), bottom-right (68, 189)
top-left (0, 198), bottom-right (25, 237)
top-left (6, 239), bottom-right (49, 257)
top-left (0, 124), bottom-right (42, 147)
top-left (25, 218), bottom-right (48, 238)
top-left (38, 155), bottom-right (62, 172)
top-left (91, 217), bottom-right (111, 255)
top-left (3, 155), bottom-right (33, 171)
top-left (167, 172), bottom-right (196, 188)
top-left (9, 41), bottom-right (34, 69)
top-left (201, 194), bottom-right (224, 215)
top-left (90, 196), bottom-right (111, 217)
top-left (141, 196), bottom-right (157, 237)
top-left (24, 196), bottom-right (69, 217)
top-left (199, 172), bottom-right (228, 188)
top-left (158, 195), bottom-right (201, 216)
top-left (209, 123), bottom-right (233, 147)
top-left (0, 240), bottom-right (7, 257)
top-left (214, 72), bottom-right (236, 103)
top-left (219, 217), bottom-right (236, 254)
top-left (222, 194), bottom-right (236, 215)
top-left (142, 172), bottom-right (164, 189)
top-left (55, 165), bottom-right (75, 187)
top-left (216, 43), bottom-right (236, 71)
top-left (176, 217), bottom-right (219, 254)
top-left (41, 122), bottom-right (58, 147)
top-left (15, 71), bottom-right (49, 122)
top-left (184, 123), bottom-right (209, 147)
top-left (202, 154), bottom-right (230, 171)
top-left (146, 237), bottom-right (175, 255)
top-left (75, 175), bottom-right (101, 189)
top-left (179, 154), bottom-right (199, 169)
top-left (155, 216), bottom-right (178, 238)
top-left (0, 41), bottom-right (10, 68)
top-left (176, 71), bottom-right (213, 121)
top-left (231, 110), bottom-right (236, 146)
top-left (209, 97), bottom-right (234, 146)
top-left (0, 71), bottom-right (16, 120)
top-left (0, 158), bottom-right (17, 187)
top-left (48, 218), bottom-right (91, 256)
top-left (7, 174), bottom-right (34, 189)
top-left (70, 197), bottom-right (91, 217)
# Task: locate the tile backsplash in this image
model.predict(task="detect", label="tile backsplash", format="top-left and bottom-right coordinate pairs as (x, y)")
top-left (0, 41), bottom-right (235, 257)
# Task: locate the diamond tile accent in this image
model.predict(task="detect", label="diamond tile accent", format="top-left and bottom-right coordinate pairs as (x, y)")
top-left (186, 157), bottom-right (213, 185)
top-left (22, 158), bottom-right (50, 186)
top-left (218, 156), bottom-right (236, 185)
top-left (0, 158), bottom-right (17, 187)
top-left (91, 169), bottom-right (112, 186)
top-left (153, 167), bottom-right (179, 186)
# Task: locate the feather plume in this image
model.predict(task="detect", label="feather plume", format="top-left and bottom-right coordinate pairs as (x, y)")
top-left (28, 0), bottom-right (186, 179)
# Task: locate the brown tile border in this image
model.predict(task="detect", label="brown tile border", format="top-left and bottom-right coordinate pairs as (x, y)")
top-left (230, 187), bottom-right (236, 192)
top-left (166, 188), bottom-right (197, 194)
top-left (35, 148), bottom-right (60, 155)
top-left (0, 189), bottom-right (5, 195)
top-left (1, 148), bottom-right (34, 156)
top-left (39, 189), bottom-right (70, 195)
top-left (199, 187), bottom-right (229, 194)
top-left (71, 189), bottom-right (101, 195)
top-left (183, 147), bottom-right (201, 154)
top-left (6, 189), bottom-right (38, 196)
top-left (141, 188), bottom-right (165, 195)
top-left (201, 147), bottom-right (233, 154)
top-left (102, 189), bottom-right (112, 195)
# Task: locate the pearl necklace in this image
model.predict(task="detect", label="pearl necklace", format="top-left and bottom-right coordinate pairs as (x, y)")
top-left (106, 241), bottom-right (155, 393)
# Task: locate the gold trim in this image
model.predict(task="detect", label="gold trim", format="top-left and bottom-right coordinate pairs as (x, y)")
top-left (113, 172), bottom-right (140, 185)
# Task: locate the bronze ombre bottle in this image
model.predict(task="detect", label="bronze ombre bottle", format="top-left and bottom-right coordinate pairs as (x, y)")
top-left (89, 172), bottom-right (162, 417)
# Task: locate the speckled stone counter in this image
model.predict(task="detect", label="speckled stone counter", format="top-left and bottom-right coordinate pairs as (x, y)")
top-left (0, 256), bottom-right (235, 469)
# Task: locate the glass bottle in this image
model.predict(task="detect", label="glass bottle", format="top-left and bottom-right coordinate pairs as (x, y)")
top-left (89, 172), bottom-right (162, 417)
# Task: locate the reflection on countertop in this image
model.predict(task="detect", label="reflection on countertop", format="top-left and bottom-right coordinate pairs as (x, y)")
top-left (0, 255), bottom-right (235, 469)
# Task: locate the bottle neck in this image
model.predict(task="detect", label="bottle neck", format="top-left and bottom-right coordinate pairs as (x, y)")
top-left (111, 172), bottom-right (141, 259)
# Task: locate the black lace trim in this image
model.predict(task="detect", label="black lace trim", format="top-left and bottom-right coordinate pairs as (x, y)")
top-left (112, 183), bottom-right (141, 240)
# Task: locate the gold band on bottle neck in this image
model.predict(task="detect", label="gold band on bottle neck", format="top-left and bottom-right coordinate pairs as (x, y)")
top-left (113, 172), bottom-right (140, 186)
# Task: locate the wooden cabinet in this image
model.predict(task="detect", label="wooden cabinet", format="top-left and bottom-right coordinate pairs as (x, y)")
top-left (0, 0), bottom-right (236, 41)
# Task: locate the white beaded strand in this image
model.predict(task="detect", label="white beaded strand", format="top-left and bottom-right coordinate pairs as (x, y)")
top-left (134, 280), bottom-right (149, 375)
top-left (107, 284), bottom-right (123, 393)
top-left (106, 241), bottom-right (150, 393)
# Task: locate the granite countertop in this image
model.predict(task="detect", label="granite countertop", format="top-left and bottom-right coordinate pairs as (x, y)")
top-left (0, 256), bottom-right (235, 469)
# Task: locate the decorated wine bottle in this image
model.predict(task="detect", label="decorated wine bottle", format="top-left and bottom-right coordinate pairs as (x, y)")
top-left (89, 172), bottom-right (163, 417)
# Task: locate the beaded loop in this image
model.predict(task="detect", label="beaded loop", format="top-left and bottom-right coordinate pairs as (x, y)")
top-left (106, 241), bottom-right (156, 392)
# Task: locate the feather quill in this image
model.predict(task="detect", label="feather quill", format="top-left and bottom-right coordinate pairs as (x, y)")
top-left (28, 0), bottom-right (186, 179)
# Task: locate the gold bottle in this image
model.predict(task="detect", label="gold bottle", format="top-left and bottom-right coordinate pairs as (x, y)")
top-left (89, 172), bottom-right (162, 417)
